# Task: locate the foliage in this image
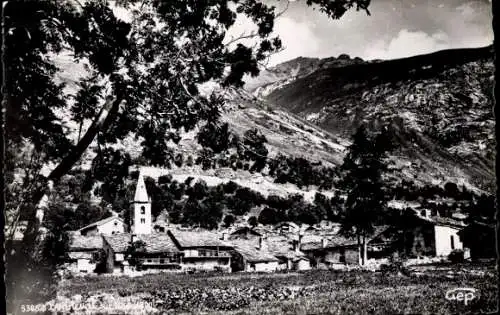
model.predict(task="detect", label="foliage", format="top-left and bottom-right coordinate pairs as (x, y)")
top-left (197, 122), bottom-right (232, 153)
top-left (223, 214), bottom-right (236, 228)
top-left (448, 249), bottom-right (465, 264)
top-left (268, 154), bottom-right (336, 189)
top-left (247, 216), bottom-right (258, 228)
top-left (258, 207), bottom-right (279, 225)
top-left (240, 129), bottom-right (269, 172)
top-left (126, 239), bottom-right (147, 268)
top-left (338, 125), bottom-right (392, 264)
top-left (338, 125), bottom-right (392, 236)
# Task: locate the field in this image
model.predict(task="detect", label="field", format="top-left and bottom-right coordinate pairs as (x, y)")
top-left (50, 262), bottom-right (498, 315)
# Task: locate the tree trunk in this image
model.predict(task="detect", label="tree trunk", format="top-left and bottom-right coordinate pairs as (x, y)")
top-left (20, 95), bottom-right (123, 255)
top-left (362, 233), bottom-right (367, 266)
top-left (357, 233), bottom-right (362, 265)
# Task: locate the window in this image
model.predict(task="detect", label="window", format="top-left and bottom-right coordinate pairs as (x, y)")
top-left (450, 235), bottom-right (455, 250)
top-left (140, 218), bottom-right (146, 224)
top-left (114, 222), bottom-right (118, 226)
top-left (140, 206), bottom-right (145, 214)
top-left (339, 248), bottom-right (346, 263)
top-left (147, 259), bottom-right (152, 263)
top-left (159, 259), bottom-right (165, 264)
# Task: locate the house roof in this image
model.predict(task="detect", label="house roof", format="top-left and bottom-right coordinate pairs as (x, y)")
top-left (300, 226), bottom-right (391, 251)
top-left (229, 239), bottom-right (279, 263)
top-left (69, 233), bottom-right (103, 251)
top-left (168, 229), bottom-right (233, 249)
top-left (104, 233), bottom-right (180, 254)
top-left (230, 227), bottom-right (263, 237)
top-left (134, 174), bottom-right (150, 203)
top-left (78, 215), bottom-right (125, 232)
top-left (265, 235), bottom-right (306, 259)
top-left (103, 234), bottom-right (131, 253)
top-left (431, 216), bottom-right (467, 228)
top-left (68, 252), bottom-right (93, 260)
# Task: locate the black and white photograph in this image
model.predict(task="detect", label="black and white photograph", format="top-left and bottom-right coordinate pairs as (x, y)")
top-left (3, 0), bottom-right (497, 314)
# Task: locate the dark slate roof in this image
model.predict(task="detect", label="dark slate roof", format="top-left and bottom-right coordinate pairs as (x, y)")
top-left (104, 233), bottom-right (179, 254)
top-left (265, 235), bottom-right (306, 260)
top-left (69, 233), bottom-right (103, 251)
top-left (229, 239), bottom-right (279, 263)
top-left (168, 229), bottom-right (233, 249)
top-left (430, 216), bottom-right (467, 228)
top-left (230, 227), bottom-right (263, 237)
top-left (103, 233), bottom-right (131, 253)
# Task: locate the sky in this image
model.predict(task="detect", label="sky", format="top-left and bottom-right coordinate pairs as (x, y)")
top-left (227, 0), bottom-right (493, 66)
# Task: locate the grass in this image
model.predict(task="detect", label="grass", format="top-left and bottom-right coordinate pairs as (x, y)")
top-left (57, 264), bottom-right (497, 314)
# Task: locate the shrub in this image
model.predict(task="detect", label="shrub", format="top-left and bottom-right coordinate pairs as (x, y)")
top-left (448, 249), bottom-right (464, 263)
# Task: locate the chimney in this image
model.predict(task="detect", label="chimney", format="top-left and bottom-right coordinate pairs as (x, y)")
top-left (321, 238), bottom-right (327, 248)
top-left (220, 232), bottom-right (228, 240)
top-left (131, 234), bottom-right (138, 244)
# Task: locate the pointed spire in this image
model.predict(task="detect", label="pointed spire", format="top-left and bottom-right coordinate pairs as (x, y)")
top-left (134, 173), bottom-right (150, 203)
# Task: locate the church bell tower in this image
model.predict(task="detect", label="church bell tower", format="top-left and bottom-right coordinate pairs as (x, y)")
top-left (132, 174), bottom-right (152, 234)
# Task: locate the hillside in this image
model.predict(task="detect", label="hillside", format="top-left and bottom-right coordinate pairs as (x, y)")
top-left (255, 46), bottom-right (495, 192)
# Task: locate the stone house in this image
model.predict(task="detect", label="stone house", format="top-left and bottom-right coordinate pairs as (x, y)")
top-left (265, 235), bottom-right (311, 271)
top-left (67, 233), bottom-right (109, 274)
top-left (167, 230), bottom-right (233, 272)
top-left (400, 210), bottom-right (466, 258)
top-left (103, 233), bottom-right (184, 273)
top-left (300, 226), bottom-right (394, 267)
top-left (229, 238), bottom-right (280, 272)
top-left (78, 215), bottom-right (126, 236)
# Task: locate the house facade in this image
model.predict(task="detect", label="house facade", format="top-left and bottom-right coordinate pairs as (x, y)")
top-left (168, 230), bottom-right (233, 272)
top-left (78, 216), bottom-right (126, 236)
top-left (67, 233), bottom-right (109, 274)
top-left (301, 226), bottom-right (394, 267)
top-left (401, 211), bottom-right (465, 258)
top-left (229, 238), bottom-right (280, 272)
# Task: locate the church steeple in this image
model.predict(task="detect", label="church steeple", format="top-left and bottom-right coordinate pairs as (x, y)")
top-left (132, 173), bottom-right (152, 234)
top-left (134, 174), bottom-right (150, 203)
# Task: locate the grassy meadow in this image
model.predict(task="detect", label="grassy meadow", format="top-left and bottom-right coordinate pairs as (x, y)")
top-left (52, 262), bottom-right (498, 314)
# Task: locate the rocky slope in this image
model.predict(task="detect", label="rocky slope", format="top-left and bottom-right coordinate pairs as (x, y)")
top-left (47, 45), bottom-right (494, 200)
top-left (254, 46), bottom-right (495, 192)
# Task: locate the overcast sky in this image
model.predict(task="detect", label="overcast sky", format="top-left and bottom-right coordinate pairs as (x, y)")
top-left (227, 0), bottom-right (493, 65)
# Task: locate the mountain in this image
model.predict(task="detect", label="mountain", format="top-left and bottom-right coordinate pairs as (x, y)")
top-left (250, 46), bottom-right (495, 192)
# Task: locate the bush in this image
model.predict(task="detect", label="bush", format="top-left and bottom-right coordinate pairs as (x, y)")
top-left (448, 249), bottom-right (464, 263)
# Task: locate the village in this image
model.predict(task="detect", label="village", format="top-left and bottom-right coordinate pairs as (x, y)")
top-left (62, 171), bottom-right (495, 276)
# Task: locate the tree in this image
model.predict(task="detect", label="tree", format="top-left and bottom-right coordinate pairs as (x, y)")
top-left (241, 129), bottom-right (269, 172)
top-left (258, 207), bottom-right (279, 225)
top-left (197, 122), bottom-right (232, 153)
top-left (248, 216), bottom-right (258, 228)
top-left (126, 239), bottom-right (147, 270)
top-left (223, 214), bottom-right (235, 228)
top-left (338, 125), bottom-right (392, 265)
top-left (4, 0), bottom-right (371, 309)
